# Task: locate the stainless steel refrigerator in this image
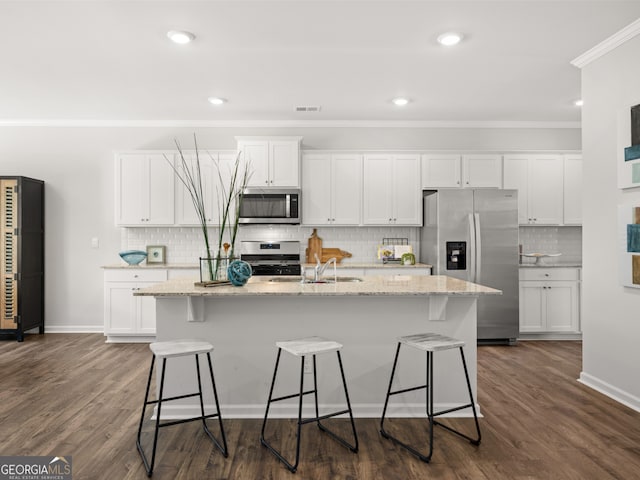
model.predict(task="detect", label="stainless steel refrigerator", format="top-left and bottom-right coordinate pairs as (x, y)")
top-left (420, 189), bottom-right (519, 344)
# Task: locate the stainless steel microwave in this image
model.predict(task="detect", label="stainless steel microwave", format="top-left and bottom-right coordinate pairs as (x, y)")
top-left (238, 188), bottom-right (301, 224)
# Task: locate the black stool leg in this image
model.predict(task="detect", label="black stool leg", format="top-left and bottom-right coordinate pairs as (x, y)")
top-left (460, 347), bottom-right (481, 444)
top-left (204, 352), bottom-right (229, 456)
top-left (261, 348), bottom-right (302, 472)
top-left (136, 356), bottom-right (166, 477)
top-left (380, 343), bottom-right (434, 462)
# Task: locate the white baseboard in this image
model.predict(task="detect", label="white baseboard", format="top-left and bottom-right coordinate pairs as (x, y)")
top-left (151, 402), bottom-right (483, 420)
top-left (578, 372), bottom-right (640, 413)
top-left (518, 333), bottom-right (582, 341)
top-left (43, 325), bottom-right (103, 334)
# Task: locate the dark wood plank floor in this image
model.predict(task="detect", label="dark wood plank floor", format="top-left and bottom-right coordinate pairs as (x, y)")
top-left (1, 335), bottom-right (639, 479)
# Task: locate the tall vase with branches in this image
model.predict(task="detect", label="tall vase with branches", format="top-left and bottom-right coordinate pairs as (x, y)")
top-left (167, 135), bottom-right (250, 282)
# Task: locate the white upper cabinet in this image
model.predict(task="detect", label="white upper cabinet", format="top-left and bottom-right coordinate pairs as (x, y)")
top-left (302, 153), bottom-right (362, 225)
top-left (422, 154), bottom-right (461, 188)
top-left (363, 154), bottom-right (421, 226)
top-left (462, 154), bottom-right (503, 188)
top-left (115, 153), bottom-right (175, 226)
top-left (174, 151), bottom-right (238, 226)
top-left (236, 137), bottom-right (301, 187)
top-left (503, 154), bottom-right (563, 225)
top-left (422, 154), bottom-right (502, 188)
top-left (563, 155), bottom-right (582, 225)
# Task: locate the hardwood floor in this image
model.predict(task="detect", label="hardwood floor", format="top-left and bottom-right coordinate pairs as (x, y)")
top-left (1, 335), bottom-right (639, 479)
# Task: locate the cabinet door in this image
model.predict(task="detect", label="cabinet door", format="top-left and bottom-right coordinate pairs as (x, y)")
top-left (175, 153), bottom-right (217, 225)
top-left (115, 154), bottom-right (174, 226)
top-left (332, 154), bottom-right (362, 225)
top-left (104, 282), bottom-right (137, 334)
top-left (116, 154), bottom-right (146, 225)
top-left (393, 154), bottom-right (421, 225)
top-left (137, 291), bottom-right (157, 334)
top-left (563, 155), bottom-right (582, 225)
top-left (363, 154), bottom-right (393, 224)
top-left (147, 154), bottom-right (176, 225)
top-left (269, 141), bottom-right (300, 187)
top-left (422, 154), bottom-right (461, 188)
top-left (529, 155), bottom-right (563, 225)
top-left (239, 141), bottom-right (269, 187)
top-left (302, 154), bottom-right (332, 225)
top-left (545, 281), bottom-right (578, 332)
top-left (519, 282), bottom-right (545, 332)
top-left (503, 155), bottom-right (530, 225)
top-left (463, 154), bottom-right (502, 188)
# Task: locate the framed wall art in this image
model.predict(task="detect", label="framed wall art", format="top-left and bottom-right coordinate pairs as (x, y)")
top-left (618, 103), bottom-right (640, 189)
top-left (146, 245), bottom-right (166, 264)
top-left (618, 204), bottom-right (640, 288)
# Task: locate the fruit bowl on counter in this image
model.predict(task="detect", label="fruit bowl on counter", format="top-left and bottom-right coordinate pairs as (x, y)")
top-left (521, 253), bottom-right (562, 265)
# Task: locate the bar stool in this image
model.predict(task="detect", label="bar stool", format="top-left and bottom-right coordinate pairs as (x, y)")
top-left (260, 336), bottom-right (359, 473)
top-left (379, 333), bottom-right (481, 463)
top-left (136, 339), bottom-right (228, 477)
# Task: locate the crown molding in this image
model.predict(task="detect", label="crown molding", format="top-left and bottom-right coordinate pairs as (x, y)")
top-left (0, 119), bottom-right (581, 129)
top-left (571, 17), bottom-right (640, 68)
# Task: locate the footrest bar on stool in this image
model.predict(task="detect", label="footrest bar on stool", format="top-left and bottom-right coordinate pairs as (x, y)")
top-left (300, 409), bottom-right (350, 425)
top-left (433, 420), bottom-right (481, 445)
top-left (270, 390), bottom-right (317, 403)
top-left (432, 403), bottom-right (474, 417)
top-left (157, 412), bottom-right (222, 429)
top-left (388, 384), bottom-right (427, 397)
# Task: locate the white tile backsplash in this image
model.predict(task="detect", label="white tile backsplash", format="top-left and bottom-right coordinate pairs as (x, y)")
top-left (123, 225), bottom-right (420, 264)
top-left (123, 225), bottom-right (582, 266)
top-left (519, 226), bottom-right (582, 263)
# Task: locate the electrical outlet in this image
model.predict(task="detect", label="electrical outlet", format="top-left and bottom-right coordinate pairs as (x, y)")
top-left (303, 357), bottom-right (313, 374)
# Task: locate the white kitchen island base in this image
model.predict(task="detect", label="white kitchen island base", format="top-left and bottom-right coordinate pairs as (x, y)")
top-left (139, 276), bottom-right (500, 420)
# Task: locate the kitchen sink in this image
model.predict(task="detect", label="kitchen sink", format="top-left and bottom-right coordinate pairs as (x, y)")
top-left (269, 276), bottom-right (363, 283)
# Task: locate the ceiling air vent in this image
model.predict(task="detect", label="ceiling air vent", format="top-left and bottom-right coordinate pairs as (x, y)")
top-left (294, 105), bottom-right (321, 113)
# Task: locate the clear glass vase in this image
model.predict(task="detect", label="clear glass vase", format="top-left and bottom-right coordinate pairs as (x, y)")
top-left (199, 257), bottom-right (229, 282)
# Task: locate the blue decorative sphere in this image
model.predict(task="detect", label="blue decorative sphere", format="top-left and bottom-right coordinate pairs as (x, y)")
top-left (227, 260), bottom-right (252, 286)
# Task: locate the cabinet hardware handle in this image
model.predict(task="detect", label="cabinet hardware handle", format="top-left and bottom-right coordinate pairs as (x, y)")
top-left (545, 274), bottom-right (549, 277)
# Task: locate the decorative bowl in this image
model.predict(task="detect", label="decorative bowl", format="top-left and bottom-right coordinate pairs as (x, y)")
top-left (119, 250), bottom-right (147, 265)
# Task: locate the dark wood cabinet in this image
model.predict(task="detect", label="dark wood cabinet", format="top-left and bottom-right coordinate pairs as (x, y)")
top-left (1, 176), bottom-right (44, 342)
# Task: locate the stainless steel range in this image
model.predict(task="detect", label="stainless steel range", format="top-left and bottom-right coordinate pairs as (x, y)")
top-left (240, 240), bottom-right (301, 276)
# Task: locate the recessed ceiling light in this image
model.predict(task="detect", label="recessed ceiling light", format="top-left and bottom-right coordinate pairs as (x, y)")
top-left (167, 30), bottom-right (195, 44)
top-left (437, 32), bottom-right (463, 47)
top-left (208, 97), bottom-right (227, 105)
top-left (574, 99), bottom-right (584, 107)
top-left (392, 97), bottom-right (409, 106)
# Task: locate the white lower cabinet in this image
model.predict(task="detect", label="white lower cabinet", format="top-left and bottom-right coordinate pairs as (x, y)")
top-left (103, 269), bottom-right (168, 342)
top-left (519, 268), bottom-right (580, 334)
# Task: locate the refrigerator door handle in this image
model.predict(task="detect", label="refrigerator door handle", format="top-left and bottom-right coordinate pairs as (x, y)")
top-left (468, 213), bottom-right (476, 282)
top-left (474, 212), bottom-right (482, 283)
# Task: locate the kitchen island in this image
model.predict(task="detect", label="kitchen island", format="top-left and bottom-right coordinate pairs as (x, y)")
top-left (135, 275), bottom-right (500, 419)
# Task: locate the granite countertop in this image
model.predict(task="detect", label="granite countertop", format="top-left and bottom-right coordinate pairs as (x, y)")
top-left (301, 262), bottom-right (432, 269)
top-left (102, 263), bottom-right (199, 269)
top-left (519, 262), bottom-right (582, 268)
top-left (103, 262), bottom-right (432, 270)
top-left (134, 275), bottom-right (501, 298)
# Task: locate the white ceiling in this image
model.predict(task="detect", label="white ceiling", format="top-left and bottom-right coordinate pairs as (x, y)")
top-left (2, 0), bottom-right (640, 125)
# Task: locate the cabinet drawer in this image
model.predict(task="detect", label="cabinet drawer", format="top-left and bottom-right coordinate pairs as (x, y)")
top-left (519, 268), bottom-right (579, 282)
top-left (104, 269), bottom-right (168, 282)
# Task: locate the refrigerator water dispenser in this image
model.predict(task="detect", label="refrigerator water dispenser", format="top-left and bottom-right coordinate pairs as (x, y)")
top-left (446, 241), bottom-right (466, 270)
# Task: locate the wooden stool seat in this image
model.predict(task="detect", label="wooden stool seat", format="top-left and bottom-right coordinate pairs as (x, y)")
top-left (150, 339), bottom-right (214, 358)
top-left (276, 336), bottom-right (342, 356)
top-left (399, 333), bottom-right (465, 352)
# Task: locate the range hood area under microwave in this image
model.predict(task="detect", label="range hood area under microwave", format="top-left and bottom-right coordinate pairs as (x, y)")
top-left (238, 188), bottom-right (301, 225)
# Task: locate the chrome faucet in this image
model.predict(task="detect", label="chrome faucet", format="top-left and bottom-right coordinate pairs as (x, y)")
top-left (314, 253), bottom-right (337, 282)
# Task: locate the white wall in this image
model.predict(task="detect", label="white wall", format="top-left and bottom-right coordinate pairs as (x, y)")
top-left (580, 34), bottom-right (640, 411)
top-left (0, 125), bottom-right (579, 332)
